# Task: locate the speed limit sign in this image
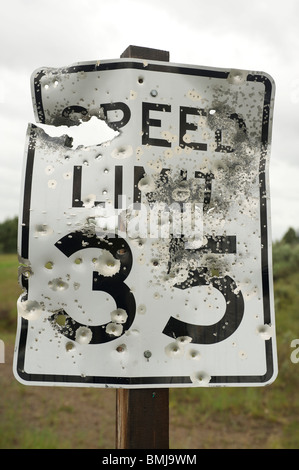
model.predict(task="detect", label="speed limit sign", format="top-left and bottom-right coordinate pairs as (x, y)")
top-left (14, 56), bottom-right (277, 388)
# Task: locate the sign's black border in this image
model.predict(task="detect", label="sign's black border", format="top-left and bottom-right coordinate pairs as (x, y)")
top-left (15, 61), bottom-right (275, 387)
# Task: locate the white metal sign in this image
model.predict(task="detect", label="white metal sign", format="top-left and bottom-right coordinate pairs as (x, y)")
top-left (14, 58), bottom-right (277, 388)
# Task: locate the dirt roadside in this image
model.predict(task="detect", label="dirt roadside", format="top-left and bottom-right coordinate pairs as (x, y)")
top-left (0, 344), bottom-right (282, 449)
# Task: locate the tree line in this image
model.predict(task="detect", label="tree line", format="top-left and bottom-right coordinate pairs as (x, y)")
top-left (0, 216), bottom-right (18, 254)
top-left (272, 227), bottom-right (299, 281)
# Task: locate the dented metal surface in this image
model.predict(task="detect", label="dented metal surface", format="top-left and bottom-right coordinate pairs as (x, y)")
top-left (13, 57), bottom-right (277, 388)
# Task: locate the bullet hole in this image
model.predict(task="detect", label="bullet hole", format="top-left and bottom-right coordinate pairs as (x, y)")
top-left (110, 308), bottom-right (128, 324)
top-left (117, 247), bottom-right (127, 256)
top-left (257, 324), bottom-right (273, 340)
top-left (48, 278), bottom-right (69, 291)
top-left (44, 261), bottom-right (54, 270)
top-left (188, 349), bottom-right (201, 360)
top-left (190, 371), bottom-right (211, 385)
top-left (83, 194), bottom-right (96, 208)
top-left (176, 336), bottom-right (192, 345)
top-left (111, 144), bottom-right (133, 159)
top-left (75, 326), bottom-right (93, 344)
top-left (172, 184), bottom-right (191, 202)
top-left (116, 344), bottom-right (126, 353)
top-left (48, 179), bottom-right (57, 189)
top-left (74, 257), bottom-right (83, 265)
top-left (138, 174), bottom-right (156, 193)
top-left (94, 250), bottom-right (121, 277)
top-left (17, 297), bottom-right (42, 321)
top-left (165, 342), bottom-right (183, 358)
top-left (65, 341), bottom-right (75, 352)
top-left (35, 224), bottom-right (52, 236)
top-left (106, 322), bottom-right (123, 337)
top-left (239, 350), bottom-right (247, 360)
top-left (138, 76), bottom-right (144, 84)
top-left (164, 149), bottom-right (173, 159)
top-left (20, 266), bottom-right (32, 278)
top-left (55, 313), bottom-right (67, 326)
top-left (130, 90), bottom-right (137, 100)
top-left (131, 238), bottom-right (145, 248)
top-left (211, 268), bottom-right (220, 277)
top-left (45, 165), bottom-right (55, 175)
top-left (137, 304), bottom-right (146, 315)
top-left (144, 350), bottom-right (152, 361)
top-left (227, 69), bottom-right (246, 84)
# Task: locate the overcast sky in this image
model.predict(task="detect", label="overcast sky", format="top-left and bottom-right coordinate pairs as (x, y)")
top-left (1, 0), bottom-right (298, 241)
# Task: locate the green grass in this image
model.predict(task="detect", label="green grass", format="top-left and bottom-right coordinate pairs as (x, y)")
top-left (0, 254), bottom-right (22, 337)
top-left (1, 253), bottom-right (299, 448)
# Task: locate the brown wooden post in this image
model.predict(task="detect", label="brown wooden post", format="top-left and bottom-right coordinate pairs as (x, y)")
top-left (116, 388), bottom-right (169, 449)
top-left (115, 46), bottom-right (170, 450)
top-left (120, 45), bottom-right (169, 62)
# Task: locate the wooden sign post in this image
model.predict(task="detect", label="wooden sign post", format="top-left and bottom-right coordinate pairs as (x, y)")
top-left (115, 46), bottom-right (170, 450)
top-left (116, 388), bottom-right (169, 449)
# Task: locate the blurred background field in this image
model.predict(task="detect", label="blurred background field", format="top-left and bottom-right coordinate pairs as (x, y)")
top-left (1, 218), bottom-right (299, 449)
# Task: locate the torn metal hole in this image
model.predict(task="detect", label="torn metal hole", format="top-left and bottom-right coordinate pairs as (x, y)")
top-left (44, 261), bottom-right (54, 270)
top-left (37, 115), bottom-right (119, 148)
top-left (54, 313), bottom-right (67, 326)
